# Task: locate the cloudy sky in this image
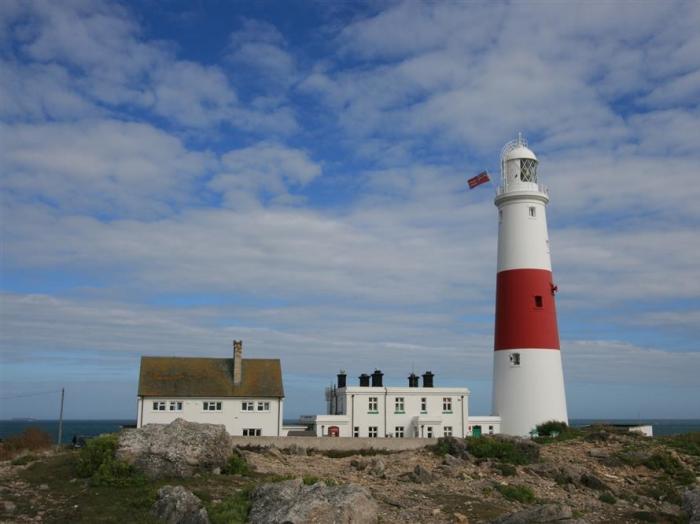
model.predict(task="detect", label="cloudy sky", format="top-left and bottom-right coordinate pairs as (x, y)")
top-left (1, 0), bottom-right (699, 420)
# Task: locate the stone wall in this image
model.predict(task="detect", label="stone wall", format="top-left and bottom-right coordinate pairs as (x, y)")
top-left (231, 436), bottom-right (436, 451)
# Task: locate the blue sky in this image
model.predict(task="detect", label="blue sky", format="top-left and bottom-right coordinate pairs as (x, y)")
top-left (1, 0), bottom-right (699, 420)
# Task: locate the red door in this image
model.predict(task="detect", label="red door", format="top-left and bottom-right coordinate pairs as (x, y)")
top-left (328, 426), bottom-right (340, 437)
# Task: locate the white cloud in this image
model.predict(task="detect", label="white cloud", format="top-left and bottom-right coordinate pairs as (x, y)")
top-left (0, 119), bottom-right (211, 217)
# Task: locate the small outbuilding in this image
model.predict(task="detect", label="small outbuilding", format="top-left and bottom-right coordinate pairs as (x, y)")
top-left (136, 340), bottom-right (284, 436)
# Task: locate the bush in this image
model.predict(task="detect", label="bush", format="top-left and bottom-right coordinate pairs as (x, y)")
top-left (208, 490), bottom-right (251, 524)
top-left (536, 420), bottom-right (568, 437)
top-left (465, 437), bottom-right (539, 464)
top-left (495, 484), bottom-right (535, 503)
top-left (0, 427), bottom-right (53, 459)
top-left (661, 432), bottom-right (700, 457)
top-left (302, 475), bottom-right (320, 485)
top-left (75, 434), bottom-right (141, 486)
top-left (222, 453), bottom-right (250, 475)
top-left (599, 492), bottom-right (616, 504)
top-left (11, 454), bottom-right (37, 466)
top-left (620, 450), bottom-right (696, 486)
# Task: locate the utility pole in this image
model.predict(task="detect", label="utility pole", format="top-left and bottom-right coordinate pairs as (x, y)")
top-left (57, 388), bottom-right (65, 446)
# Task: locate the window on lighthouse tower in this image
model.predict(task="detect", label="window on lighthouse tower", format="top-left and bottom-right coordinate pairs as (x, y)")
top-left (520, 159), bottom-right (538, 182)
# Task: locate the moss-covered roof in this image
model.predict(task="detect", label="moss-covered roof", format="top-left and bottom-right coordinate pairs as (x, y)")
top-left (138, 357), bottom-right (284, 398)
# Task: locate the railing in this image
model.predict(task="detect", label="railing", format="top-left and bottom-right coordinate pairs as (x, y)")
top-left (496, 182), bottom-right (549, 197)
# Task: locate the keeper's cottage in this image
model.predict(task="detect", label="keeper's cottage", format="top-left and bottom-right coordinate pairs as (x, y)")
top-left (136, 340), bottom-right (284, 436)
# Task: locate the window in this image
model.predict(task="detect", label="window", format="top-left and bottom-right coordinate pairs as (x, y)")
top-left (168, 401), bottom-right (182, 411)
top-left (368, 426), bottom-right (378, 438)
top-left (152, 401), bottom-right (166, 411)
top-left (257, 401), bottom-right (270, 411)
top-left (498, 210), bottom-right (503, 223)
top-left (241, 401), bottom-right (255, 411)
top-left (203, 401), bottom-right (222, 411)
top-left (442, 397), bottom-right (452, 413)
top-left (426, 426), bottom-right (433, 438)
top-left (444, 426), bottom-right (453, 437)
top-left (353, 426), bottom-right (360, 438)
top-left (242, 428), bottom-right (261, 436)
top-left (489, 425), bottom-right (494, 435)
top-left (510, 353), bottom-right (521, 366)
top-left (534, 295), bottom-right (543, 308)
top-left (394, 397), bottom-right (404, 413)
top-left (368, 397), bottom-right (378, 412)
top-left (520, 158), bottom-right (538, 182)
top-left (395, 426), bottom-right (405, 438)
top-left (528, 206), bottom-right (536, 218)
top-left (420, 397), bottom-right (427, 413)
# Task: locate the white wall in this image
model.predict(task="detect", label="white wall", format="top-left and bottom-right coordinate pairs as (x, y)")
top-left (138, 396), bottom-right (283, 436)
top-left (467, 416), bottom-right (502, 436)
top-left (317, 387), bottom-right (469, 438)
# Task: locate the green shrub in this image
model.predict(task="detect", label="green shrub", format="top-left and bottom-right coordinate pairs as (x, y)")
top-left (661, 432), bottom-right (700, 457)
top-left (465, 437), bottom-right (538, 464)
top-left (75, 434), bottom-right (142, 486)
top-left (208, 490), bottom-right (251, 524)
top-left (302, 475), bottom-right (321, 485)
top-left (536, 420), bottom-right (568, 437)
top-left (495, 484), bottom-right (535, 503)
top-left (222, 453), bottom-right (250, 475)
top-left (599, 492), bottom-right (616, 504)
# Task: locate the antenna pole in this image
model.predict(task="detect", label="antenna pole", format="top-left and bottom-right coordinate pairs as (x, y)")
top-left (57, 387), bottom-right (65, 446)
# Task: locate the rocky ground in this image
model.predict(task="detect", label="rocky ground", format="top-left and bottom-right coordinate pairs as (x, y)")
top-left (0, 422), bottom-right (698, 523)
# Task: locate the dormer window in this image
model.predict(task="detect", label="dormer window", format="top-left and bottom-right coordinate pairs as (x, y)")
top-left (520, 159), bottom-right (538, 182)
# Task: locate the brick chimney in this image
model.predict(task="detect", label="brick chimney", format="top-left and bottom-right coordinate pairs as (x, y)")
top-left (233, 340), bottom-right (243, 385)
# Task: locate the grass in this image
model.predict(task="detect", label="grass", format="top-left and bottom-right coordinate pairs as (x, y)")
top-left (495, 484), bottom-right (535, 503)
top-left (11, 454), bottom-right (37, 466)
top-left (493, 463), bottom-right (517, 476)
top-left (465, 437), bottom-right (538, 465)
top-left (618, 448), bottom-right (696, 486)
top-left (207, 489), bottom-right (251, 524)
top-left (302, 475), bottom-right (321, 485)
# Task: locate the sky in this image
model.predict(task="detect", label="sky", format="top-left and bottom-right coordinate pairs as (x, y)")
top-left (1, 0), bottom-right (699, 421)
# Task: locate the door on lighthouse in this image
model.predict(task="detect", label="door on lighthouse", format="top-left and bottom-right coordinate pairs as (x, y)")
top-left (472, 426), bottom-right (482, 437)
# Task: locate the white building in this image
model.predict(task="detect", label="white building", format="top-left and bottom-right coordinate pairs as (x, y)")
top-left (136, 340), bottom-right (284, 436)
top-left (311, 370), bottom-right (499, 438)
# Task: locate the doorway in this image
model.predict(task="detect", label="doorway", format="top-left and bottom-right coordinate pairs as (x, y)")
top-left (472, 425), bottom-right (482, 437)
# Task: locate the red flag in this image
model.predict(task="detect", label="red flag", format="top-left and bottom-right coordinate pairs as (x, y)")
top-left (468, 171), bottom-right (490, 189)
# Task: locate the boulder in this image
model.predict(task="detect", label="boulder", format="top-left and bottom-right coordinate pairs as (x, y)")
top-left (491, 503), bottom-right (573, 524)
top-left (117, 419), bottom-right (230, 479)
top-left (443, 454), bottom-right (463, 467)
top-left (684, 487), bottom-right (700, 524)
top-left (248, 479), bottom-right (378, 524)
top-left (410, 464), bottom-right (434, 484)
top-left (285, 444), bottom-right (308, 456)
top-left (367, 457), bottom-right (386, 477)
top-left (151, 485), bottom-right (210, 524)
top-left (579, 473), bottom-right (609, 492)
top-left (436, 437), bottom-right (471, 459)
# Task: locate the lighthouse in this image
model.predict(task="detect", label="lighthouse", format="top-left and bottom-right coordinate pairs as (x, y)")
top-left (492, 134), bottom-right (568, 436)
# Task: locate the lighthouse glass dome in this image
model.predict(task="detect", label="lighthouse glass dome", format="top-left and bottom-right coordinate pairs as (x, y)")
top-left (498, 134), bottom-right (545, 195)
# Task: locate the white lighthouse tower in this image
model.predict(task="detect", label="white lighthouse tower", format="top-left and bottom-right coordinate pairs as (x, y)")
top-left (492, 134), bottom-right (568, 436)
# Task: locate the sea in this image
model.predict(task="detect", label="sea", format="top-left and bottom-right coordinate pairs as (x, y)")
top-left (1, 418), bottom-right (699, 443)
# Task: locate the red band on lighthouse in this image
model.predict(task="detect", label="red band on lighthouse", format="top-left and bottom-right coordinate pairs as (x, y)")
top-left (494, 268), bottom-right (560, 350)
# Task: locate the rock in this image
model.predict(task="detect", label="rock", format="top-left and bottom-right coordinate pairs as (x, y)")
top-left (151, 485), bottom-right (210, 524)
top-left (410, 464), bottom-right (434, 484)
top-left (367, 457), bottom-right (386, 477)
top-left (443, 454), bottom-right (463, 467)
top-left (285, 444), bottom-right (308, 456)
top-left (588, 448), bottom-right (611, 459)
top-left (351, 458), bottom-right (367, 471)
top-left (491, 503), bottom-right (573, 523)
top-left (249, 478), bottom-right (378, 524)
top-left (453, 512), bottom-right (469, 523)
top-left (683, 487), bottom-right (700, 524)
top-left (527, 463), bottom-right (583, 485)
top-left (3, 500), bottom-right (16, 513)
top-left (580, 473), bottom-right (609, 491)
top-left (436, 437), bottom-right (471, 459)
top-left (264, 447), bottom-right (286, 462)
top-left (116, 418), bottom-right (231, 479)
